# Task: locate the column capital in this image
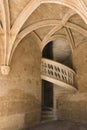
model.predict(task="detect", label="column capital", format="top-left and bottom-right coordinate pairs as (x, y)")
top-left (1, 66), bottom-right (10, 75)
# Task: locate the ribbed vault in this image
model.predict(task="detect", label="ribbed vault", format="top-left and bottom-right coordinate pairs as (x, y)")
top-left (0, 0), bottom-right (87, 74)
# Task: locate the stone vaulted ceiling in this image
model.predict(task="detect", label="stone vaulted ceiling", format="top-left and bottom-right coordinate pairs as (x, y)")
top-left (0, 0), bottom-right (87, 75)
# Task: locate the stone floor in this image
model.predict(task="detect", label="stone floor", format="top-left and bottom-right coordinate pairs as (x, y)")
top-left (28, 120), bottom-right (87, 130)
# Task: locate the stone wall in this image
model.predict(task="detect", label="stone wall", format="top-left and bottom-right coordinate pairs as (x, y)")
top-left (53, 85), bottom-right (74, 110)
top-left (58, 93), bottom-right (87, 123)
top-left (57, 42), bottom-right (87, 123)
top-left (72, 42), bottom-right (87, 92)
top-left (0, 33), bottom-right (41, 130)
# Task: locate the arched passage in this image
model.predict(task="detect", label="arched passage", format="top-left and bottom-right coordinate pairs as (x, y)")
top-left (41, 38), bottom-right (74, 111)
top-left (42, 42), bottom-right (53, 109)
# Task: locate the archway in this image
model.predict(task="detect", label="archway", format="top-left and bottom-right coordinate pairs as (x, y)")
top-left (41, 38), bottom-right (73, 110)
top-left (42, 42), bottom-right (53, 109)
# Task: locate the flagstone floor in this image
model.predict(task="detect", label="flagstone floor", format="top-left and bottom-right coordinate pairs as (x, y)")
top-left (28, 120), bottom-right (87, 130)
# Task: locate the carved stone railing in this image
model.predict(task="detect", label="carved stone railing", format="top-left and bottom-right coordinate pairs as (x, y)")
top-left (41, 58), bottom-right (77, 91)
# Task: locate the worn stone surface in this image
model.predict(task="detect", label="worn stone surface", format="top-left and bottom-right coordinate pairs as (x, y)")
top-left (57, 92), bottom-right (87, 123)
top-left (0, 33), bottom-right (41, 129)
top-left (29, 120), bottom-right (87, 130)
top-left (56, 42), bottom-right (87, 123)
top-left (72, 42), bottom-right (87, 91)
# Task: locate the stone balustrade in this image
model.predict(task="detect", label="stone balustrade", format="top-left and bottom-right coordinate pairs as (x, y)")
top-left (41, 58), bottom-right (76, 90)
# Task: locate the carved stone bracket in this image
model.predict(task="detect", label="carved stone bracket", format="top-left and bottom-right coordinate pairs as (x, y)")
top-left (0, 66), bottom-right (10, 75)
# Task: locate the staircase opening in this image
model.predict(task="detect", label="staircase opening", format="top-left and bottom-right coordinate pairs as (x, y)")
top-left (42, 41), bottom-right (53, 109)
top-left (42, 80), bottom-right (53, 108)
top-left (41, 39), bottom-right (75, 122)
top-left (41, 39), bottom-right (74, 109)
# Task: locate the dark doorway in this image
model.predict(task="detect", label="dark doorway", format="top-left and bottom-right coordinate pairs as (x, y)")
top-left (42, 41), bottom-right (53, 109)
top-left (42, 80), bottom-right (53, 108)
top-left (42, 41), bottom-right (53, 59)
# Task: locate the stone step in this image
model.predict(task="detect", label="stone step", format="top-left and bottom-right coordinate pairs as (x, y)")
top-left (42, 113), bottom-right (56, 117)
top-left (41, 117), bottom-right (57, 122)
top-left (42, 111), bottom-right (54, 115)
top-left (41, 118), bottom-right (57, 124)
top-left (41, 116), bottom-right (56, 119)
top-left (41, 109), bottom-right (57, 123)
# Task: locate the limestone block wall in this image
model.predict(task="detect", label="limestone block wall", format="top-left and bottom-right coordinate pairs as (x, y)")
top-left (72, 43), bottom-right (87, 92)
top-left (53, 85), bottom-right (74, 110)
top-left (57, 93), bottom-right (87, 123)
top-left (0, 33), bottom-right (41, 130)
top-left (57, 42), bottom-right (87, 123)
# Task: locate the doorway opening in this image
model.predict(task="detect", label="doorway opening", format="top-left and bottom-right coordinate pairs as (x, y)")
top-left (42, 41), bottom-right (54, 110)
top-left (41, 39), bottom-right (74, 110)
top-left (42, 80), bottom-right (53, 109)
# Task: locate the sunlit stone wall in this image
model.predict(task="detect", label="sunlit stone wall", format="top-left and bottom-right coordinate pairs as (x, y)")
top-left (0, 33), bottom-right (41, 130)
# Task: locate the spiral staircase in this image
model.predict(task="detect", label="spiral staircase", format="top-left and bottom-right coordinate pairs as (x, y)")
top-left (41, 58), bottom-right (77, 123)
